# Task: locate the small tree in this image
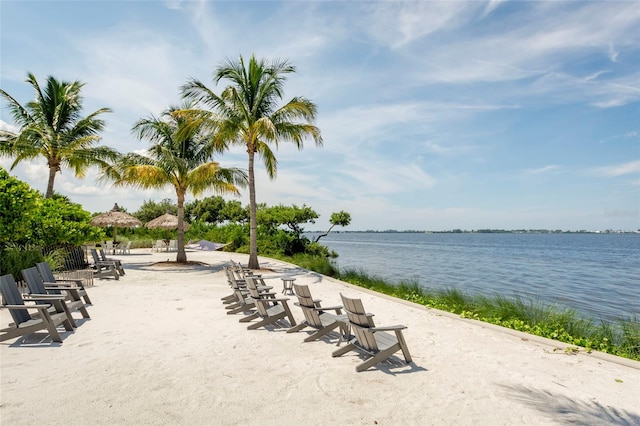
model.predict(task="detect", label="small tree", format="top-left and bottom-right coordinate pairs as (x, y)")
top-left (30, 196), bottom-right (103, 246)
top-left (314, 211), bottom-right (351, 243)
top-left (0, 167), bottom-right (39, 244)
top-left (258, 204), bottom-right (318, 239)
top-left (256, 204), bottom-right (318, 256)
top-left (134, 198), bottom-right (177, 223)
top-left (219, 200), bottom-right (249, 224)
top-left (185, 196), bottom-right (226, 223)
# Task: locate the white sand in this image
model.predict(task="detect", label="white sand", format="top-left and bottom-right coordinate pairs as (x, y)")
top-left (1, 249), bottom-right (639, 425)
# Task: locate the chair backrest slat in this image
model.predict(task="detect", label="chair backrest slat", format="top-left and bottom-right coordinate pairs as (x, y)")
top-left (340, 293), bottom-right (379, 352)
top-left (23, 266), bottom-right (61, 296)
top-left (293, 284), bottom-right (322, 327)
top-left (36, 262), bottom-right (56, 283)
top-left (245, 276), bottom-right (268, 315)
top-left (0, 274), bottom-right (31, 325)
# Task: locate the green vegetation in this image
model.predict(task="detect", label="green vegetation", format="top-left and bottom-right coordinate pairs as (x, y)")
top-left (286, 263), bottom-right (639, 362)
top-left (0, 168), bottom-right (102, 277)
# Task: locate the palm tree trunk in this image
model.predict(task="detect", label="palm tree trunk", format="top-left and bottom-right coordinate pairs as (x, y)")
top-left (176, 191), bottom-right (187, 263)
top-left (46, 165), bottom-right (57, 198)
top-left (247, 150), bottom-right (260, 269)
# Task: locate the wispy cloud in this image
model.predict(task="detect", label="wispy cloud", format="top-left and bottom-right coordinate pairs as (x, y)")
top-left (0, 119), bottom-right (18, 133)
top-left (524, 165), bottom-right (564, 176)
top-left (594, 161), bottom-right (640, 177)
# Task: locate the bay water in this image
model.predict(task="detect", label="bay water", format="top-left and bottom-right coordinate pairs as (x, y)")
top-left (310, 232), bottom-right (639, 323)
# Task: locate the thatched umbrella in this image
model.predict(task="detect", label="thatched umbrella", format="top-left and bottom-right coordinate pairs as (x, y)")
top-left (90, 203), bottom-right (142, 243)
top-left (145, 213), bottom-right (190, 231)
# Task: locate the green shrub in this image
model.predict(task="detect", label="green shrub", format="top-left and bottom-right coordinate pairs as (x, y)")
top-left (0, 244), bottom-right (44, 279)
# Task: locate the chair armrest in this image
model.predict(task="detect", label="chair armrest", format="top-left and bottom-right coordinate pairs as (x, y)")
top-left (44, 284), bottom-right (81, 290)
top-left (49, 278), bottom-right (83, 285)
top-left (44, 286), bottom-right (83, 299)
top-left (24, 294), bottom-right (67, 301)
top-left (370, 325), bottom-right (407, 332)
top-left (2, 304), bottom-right (52, 310)
top-left (315, 305), bottom-right (343, 313)
top-left (256, 297), bottom-right (290, 304)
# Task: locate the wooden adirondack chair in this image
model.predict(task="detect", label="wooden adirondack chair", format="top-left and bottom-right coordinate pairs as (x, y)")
top-left (0, 274), bottom-right (74, 343)
top-left (332, 293), bottom-right (412, 372)
top-left (223, 267), bottom-right (257, 316)
top-left (36, 262), bottom-right (92, 305)
top-left (243, 276), bottom-right (297, 330)
top-left (89, 249), bottom-right (120, 279)
top-left (98, 249), bottom-right (125, 275)
top-left (22, 267), bottom-right (90, 323)
top-left (221, 266), bottom-right (239, 305)
top-left (118, 241), bottom-right (132, 255)
top-left (287, 283), bottom-right (348, 343)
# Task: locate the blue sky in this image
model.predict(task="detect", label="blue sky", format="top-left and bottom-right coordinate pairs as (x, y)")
top-left (1, 0), bottom-right (639, 232)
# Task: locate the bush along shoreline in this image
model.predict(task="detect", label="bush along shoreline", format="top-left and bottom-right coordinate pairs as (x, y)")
top-left (283, 255), bottom-right (639, 362)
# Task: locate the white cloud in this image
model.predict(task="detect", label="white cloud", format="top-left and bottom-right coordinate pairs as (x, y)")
top-left (366, 2), bottom-right (479, 48)
top-left (0, 119), bottom-right (18, 133)
top-left (594, 161), bottom-right (640, 177)
top-left (524, 165), bottom-right (564, 176)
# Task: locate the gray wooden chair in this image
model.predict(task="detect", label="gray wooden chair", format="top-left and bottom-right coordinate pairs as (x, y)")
top-left (0, 274), bottom-right (74, 343)
top-left (222, 266), bottom-right (246, 306)
top-left (287, 283), bottom-right (348, 343)
top-left (332, 293), bottom-right (412, 372)
top-left (223, 266), bottom-right (272, 308)
top-left (22, 267), bottom-right (90, 323)
top-left (89, 249), bottom-right (120, 279)
top-left (36, 262), bottom-right (92, 305)
top-left (97, 249), bottom-right (125, 275)
top-left (223, 268), bottom-right (258, 317)
top-left (243, 276), bottom-right (297, 330)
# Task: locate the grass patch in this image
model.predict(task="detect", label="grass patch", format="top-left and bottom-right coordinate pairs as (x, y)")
top-left (280, 255), bottom-right (640, 362)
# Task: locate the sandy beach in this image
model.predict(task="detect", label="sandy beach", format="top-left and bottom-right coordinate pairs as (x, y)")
top-left (1, 249), bottom-right (639, 425)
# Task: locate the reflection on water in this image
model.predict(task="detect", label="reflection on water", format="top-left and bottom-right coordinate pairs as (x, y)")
top-left (313, 233), bottom-right (639, 322)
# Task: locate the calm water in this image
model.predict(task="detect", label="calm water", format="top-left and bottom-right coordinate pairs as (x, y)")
top-left (310, 232), bottom-right (639, 322)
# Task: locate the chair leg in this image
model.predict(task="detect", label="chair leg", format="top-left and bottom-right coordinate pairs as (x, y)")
top-left (225, 301), bottom-right (242, 310)
top-left (287, 322), bottom-right (308, 334)
top-left (239, 312), bottom-right (259, 323)
top-left (332, 342), bottom-right (356, 358)
top-left (395, 330), bottom-right (413, 363)
top-left (247, 312), bottom-right (286, 330)
top-left (304, 323), bottom-right (340, 342)
top-left (45, 320), bottom-right (64, 343)
top-left (228, 304), bottom-right (254, 315)
top-left (355, 345), bottom-right (401, 372)
top-left (78, 305), bottom-right (91, 319)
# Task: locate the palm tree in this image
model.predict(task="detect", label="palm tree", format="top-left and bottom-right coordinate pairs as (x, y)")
top-left (101, 104), bottom-right (247, 263)
top-left (0, 73), bottom-right (117, 197)
top-left (181, 54), bottom-right (322, 269)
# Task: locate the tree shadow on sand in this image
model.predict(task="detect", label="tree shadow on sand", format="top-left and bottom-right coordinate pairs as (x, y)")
top-left (500, 384), bottom-right (640, 425)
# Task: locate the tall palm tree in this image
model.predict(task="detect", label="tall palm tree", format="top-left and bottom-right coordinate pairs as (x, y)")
top-left (182, 54), bottom-right (322, 269)
top-left (0, 73), bottom-right (117, 197)
top-left (101, 104), bottom-right (247, 263)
